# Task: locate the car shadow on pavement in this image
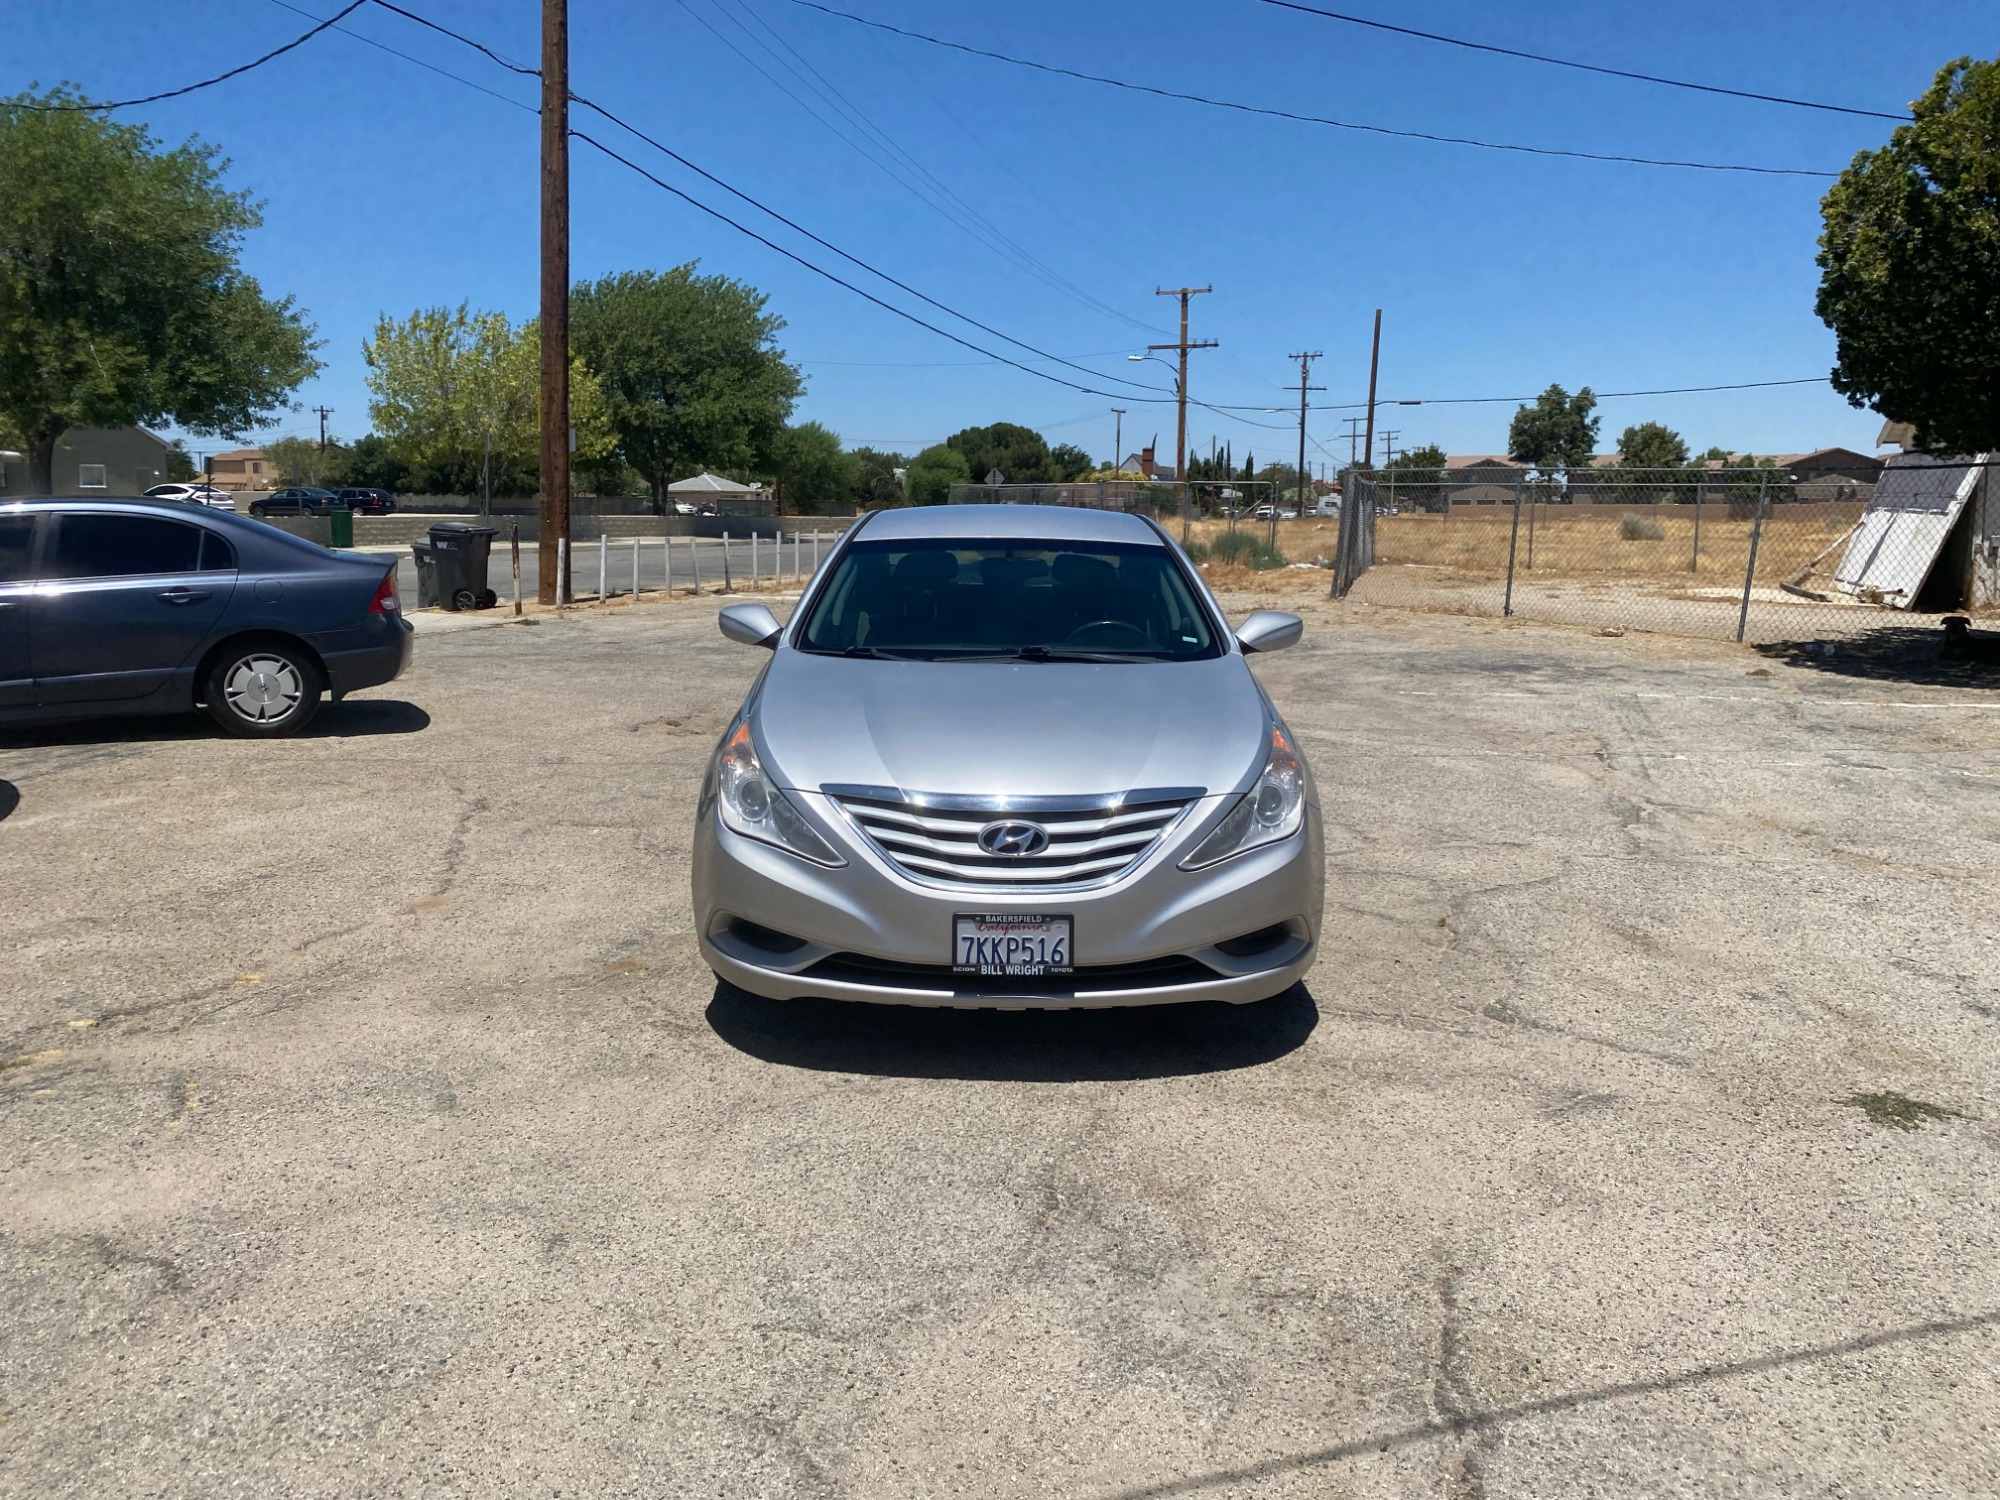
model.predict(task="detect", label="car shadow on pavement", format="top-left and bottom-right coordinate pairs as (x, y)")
top-left (0, 780), bottom-right (17, 822)
top-left (0, 699), bottom-right (431, 749)
top-left (706, 980), bottom-right (1317, 1082)
top-left (1754, 625), bottom-right (2000, 688)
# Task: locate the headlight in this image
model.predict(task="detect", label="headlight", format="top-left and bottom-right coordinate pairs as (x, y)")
top-left (715, 721), bottom-right (844, 866)
top-left (1180, 724), bottom-right (1306, 870)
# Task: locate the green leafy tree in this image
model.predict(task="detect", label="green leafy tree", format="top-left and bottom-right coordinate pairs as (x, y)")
top-left (164, 442), bottom-right (196, 482)
top-left (849, 447), bottom-right (906, 507)
top-left (570, 266), bottom-right (802, 509)
top-left (1507, 384), bottom-right (1600, 469)
top-left (1817, 58), bottom-right (2000, 452)
top-left (944, 422), bottom-right (1052, 485)
top-left (333, 433), bottom-right (410, 493)
top-left (1616, 422), bottom-right (1689, 469)
top-left (267, 435), bottom-right (337, 487)
top-left (905, 443), bottom-right (970, 505)
top-left (1048, 442), bottom-right (1094, 481)
top-left (1382, 442), bottom-right (1448, 512)
top-left (1612, 421), bottom-right (1694, 502)
top-left (363, 303), bottom-right (612, 501)
top-left (1240, 451), bottom-right (1255, 481)
top-left (0, 89), bottom-right (320, 494)
top-left (768, 421), bottom-right (858, 514)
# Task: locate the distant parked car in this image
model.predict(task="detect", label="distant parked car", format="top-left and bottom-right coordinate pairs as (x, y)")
top-left (0, 498), bottom-right (411, 738)
top-left (335, 487), bottom-right (397, 515)
top-left (1253, 504), bottom-right (1277, 520)
top-left (247, 487), bottom-right (343, 518)
top-left (144, 483), bottom-right (235, 510)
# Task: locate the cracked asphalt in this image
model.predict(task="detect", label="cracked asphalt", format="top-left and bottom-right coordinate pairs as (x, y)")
top-left (2, 594), bottom-right (1997, 1498)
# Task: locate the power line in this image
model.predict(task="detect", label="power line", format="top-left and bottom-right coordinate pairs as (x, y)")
top-left (342, 0), bottom-right (1185, 401)
top-left (715, 0), bottom-right (1157, 335)
top-left (264, 0), bottom-right (537, 113)
top-left (568, 128), bottom-right (1204, 406)
top-left (17, 0), bottom-right (370, 110)
top-left (562, 94), bottom-right (1178, 398)
top-left (1250, 0), bottom-right (1908, 122)
top-left (776, 0), bottom-right (1840, 178)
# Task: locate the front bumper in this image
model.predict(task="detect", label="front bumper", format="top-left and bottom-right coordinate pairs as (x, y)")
top-left (693, 790), bottom-right (1322, 1009)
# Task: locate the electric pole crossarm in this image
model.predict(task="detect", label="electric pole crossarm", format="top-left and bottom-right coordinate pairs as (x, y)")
top-left (1153, 286), bottom-right (1214, 542)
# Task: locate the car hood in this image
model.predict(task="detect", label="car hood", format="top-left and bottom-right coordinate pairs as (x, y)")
top-left (753, 651), bottom-right (1271, 798)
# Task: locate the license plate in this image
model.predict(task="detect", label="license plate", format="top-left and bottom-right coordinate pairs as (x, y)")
top-left (952, 913), bottom-right (1073, 976)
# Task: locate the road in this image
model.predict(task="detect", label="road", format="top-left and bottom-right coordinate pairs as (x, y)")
top-left (369, 532), bottom-right (831, 606)
top-left (2, 589), bottom-right (1995, 1497)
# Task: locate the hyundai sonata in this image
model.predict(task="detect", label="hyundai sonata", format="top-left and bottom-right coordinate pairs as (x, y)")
top-left (692, 504), bottom-right (1321, 1008)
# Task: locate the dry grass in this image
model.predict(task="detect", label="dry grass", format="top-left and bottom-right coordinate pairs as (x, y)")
top-left (1365, 502), bottom-right (1865, 585)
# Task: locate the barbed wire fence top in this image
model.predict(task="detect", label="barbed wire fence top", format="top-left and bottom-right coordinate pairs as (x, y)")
top-left (1333, 459), bottom-right (1998, 648)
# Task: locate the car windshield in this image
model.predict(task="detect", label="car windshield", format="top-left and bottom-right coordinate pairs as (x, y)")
top-left (796, 536), bottom-right (1221, 661)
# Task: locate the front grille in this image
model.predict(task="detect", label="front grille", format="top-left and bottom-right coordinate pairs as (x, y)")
top-left (825, 786), bottom-right (1200, 889)
top-left (802, 952), bottom-right (1219, 996)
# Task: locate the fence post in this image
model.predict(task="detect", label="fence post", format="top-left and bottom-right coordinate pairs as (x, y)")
top-left (721, 531), bottom-right (733, 592)
top-left (1690, 476), bottom-right (1703, 573)
top-left (751, 531), bottom-right (760, 589)
top-left (1503, 481), bottom-right (1525, 617)
top-left (598, 533), bottom-right (608, 601)
top-left (1525, 484), bottom-right (1537, 571)
top-left (1734, 471), bottom-right (1770, 643)
top-left (631, 537), bottom-right (641, 601)
top-left (688, 536), bottom-right (700, 594)
top-left (793, 530), bottom-right (801, 584)
top-left (510, 521), bottom-right (522, 617)
top-left (557, 536), bottom-right (568, 606)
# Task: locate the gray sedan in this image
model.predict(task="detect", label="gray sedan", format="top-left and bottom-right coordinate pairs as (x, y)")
top-left (0, 498), bottom-right (412, 737)
top-left (692, 504), bottom-right (1322, 1009)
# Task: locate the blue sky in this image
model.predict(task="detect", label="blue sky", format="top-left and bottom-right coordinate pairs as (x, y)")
top-left (10, 0), bottom-right (1995, 466)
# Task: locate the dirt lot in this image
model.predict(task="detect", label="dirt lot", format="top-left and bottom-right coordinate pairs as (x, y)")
top-left (2, 593), bottom-right (1996, 1498)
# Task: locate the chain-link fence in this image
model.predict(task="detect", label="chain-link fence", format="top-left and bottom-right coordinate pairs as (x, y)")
top-left (1332, 458), bottom-right (1999, 645)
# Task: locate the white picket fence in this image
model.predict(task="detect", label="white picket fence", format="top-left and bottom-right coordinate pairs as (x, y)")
top-left (540, 529), bottom-right (832, 606)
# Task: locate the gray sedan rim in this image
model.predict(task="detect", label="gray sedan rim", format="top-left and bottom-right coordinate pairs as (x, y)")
top-left (223, 654), bottom-right (303, 723)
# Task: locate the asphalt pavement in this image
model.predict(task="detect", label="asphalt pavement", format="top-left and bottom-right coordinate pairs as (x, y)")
top-left (2, 592), bottom-right (1995, 1497)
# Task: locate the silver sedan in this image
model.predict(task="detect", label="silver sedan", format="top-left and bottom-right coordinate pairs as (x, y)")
top-left (692, 504), bottom-right (1322, 1009)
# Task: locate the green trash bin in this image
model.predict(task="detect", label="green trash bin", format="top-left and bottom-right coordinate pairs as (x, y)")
top-left (328, 508), bottom-right (354, 548)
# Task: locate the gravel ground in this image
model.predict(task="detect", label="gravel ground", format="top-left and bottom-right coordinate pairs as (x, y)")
top-left (1, 594), bottom-right (1995, 1498)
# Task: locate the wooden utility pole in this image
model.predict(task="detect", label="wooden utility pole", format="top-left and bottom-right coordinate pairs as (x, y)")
top-left (538, 0), bottom-right (571, 605)
top-left (1360, 308), bottom-right (1382, 472)
top-left (1287, 351), bottom-right (1324, 538)
top-left (1150, 285), bottom-right (1215, 538)
top-left (1110, 407), bottom-right (1126, 471)
top-left (313, 405), bottom-right (334, 451)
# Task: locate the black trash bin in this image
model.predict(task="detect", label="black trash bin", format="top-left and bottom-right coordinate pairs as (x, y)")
top-left (410, 537), bottom-right (441, 609)
top-left (428, 521), bottom-right (499, 611)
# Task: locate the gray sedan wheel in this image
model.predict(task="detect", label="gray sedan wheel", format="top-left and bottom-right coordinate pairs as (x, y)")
top-left (203, 642), bottom-right (323, 737)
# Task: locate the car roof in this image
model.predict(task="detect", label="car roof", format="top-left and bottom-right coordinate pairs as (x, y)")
top-left (858, 503), bottom-right (1161, 545)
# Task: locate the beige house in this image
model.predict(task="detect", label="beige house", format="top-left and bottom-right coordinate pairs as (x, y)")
top-left (207, 447), bottom-right (272, 491)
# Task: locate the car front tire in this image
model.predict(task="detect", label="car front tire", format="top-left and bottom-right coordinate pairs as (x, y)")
top-left (202, 640), bottom-right (324, 738)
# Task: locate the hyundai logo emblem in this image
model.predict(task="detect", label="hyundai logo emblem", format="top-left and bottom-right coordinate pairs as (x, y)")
top-left (977, 819), bottom-right (1050, 858)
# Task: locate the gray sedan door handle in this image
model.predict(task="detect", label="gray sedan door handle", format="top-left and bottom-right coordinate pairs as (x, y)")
top-left (157, 587), bottom-right (212, 605)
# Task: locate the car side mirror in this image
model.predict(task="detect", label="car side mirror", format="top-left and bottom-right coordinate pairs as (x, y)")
top-left (719, 602), bottom-right (782, 649)
top-left (1235, 610), bottom-right (1303, 654)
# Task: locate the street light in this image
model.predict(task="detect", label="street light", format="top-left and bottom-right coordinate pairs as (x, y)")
top-left (1129, 354), bottom-right (1191, 532)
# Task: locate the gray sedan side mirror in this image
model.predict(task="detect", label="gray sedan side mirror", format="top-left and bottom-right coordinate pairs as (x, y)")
top-left (1235, 610), bottom-right (1303, 654)
top-left (719, 602), bottom-right (782, 649)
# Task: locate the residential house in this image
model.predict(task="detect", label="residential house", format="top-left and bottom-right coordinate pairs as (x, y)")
top-left (206, 447), bottom-right (271, 491)
top-left (668, 471), bottom-right (772, 516)
top-left (0, 426), bottom-right (180, 496)
top-left (1112, 446), bottom-right (1177, 481)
